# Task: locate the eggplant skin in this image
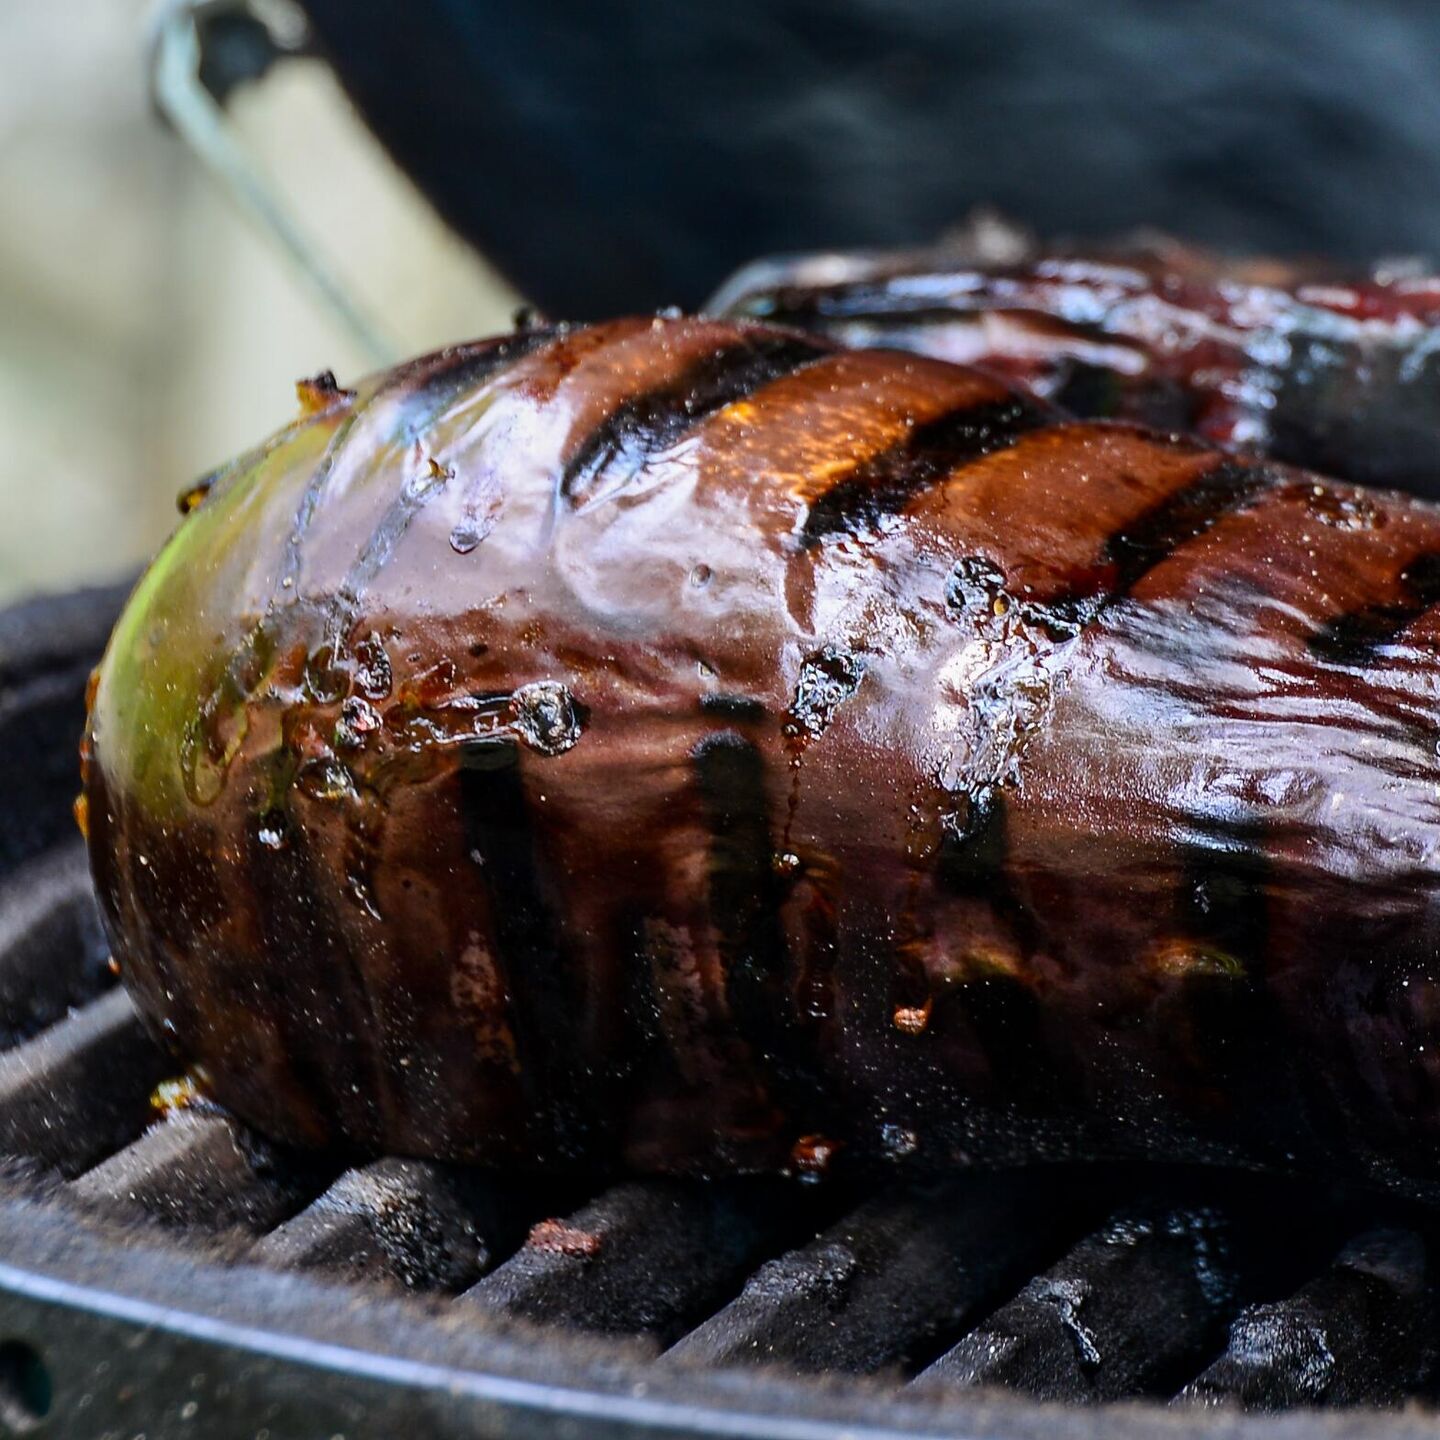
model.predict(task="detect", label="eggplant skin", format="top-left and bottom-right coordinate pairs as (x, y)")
top-left (715, 237), bottom-right (1440, 497)
top-left (85, 316), bottom-right (1440, 1194)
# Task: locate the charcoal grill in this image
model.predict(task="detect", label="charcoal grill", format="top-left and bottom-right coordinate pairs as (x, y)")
top-left (3, 593), bottom-right (1440, 1440)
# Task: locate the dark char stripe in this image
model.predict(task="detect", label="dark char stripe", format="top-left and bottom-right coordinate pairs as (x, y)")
top-left (1309, 551), bottom-right (1440, 665)
top-left (561, 334), bottom-right (829, 502)
top-left (692, 731), bottom-right (835, 1113)
top-left (1021, 457), bottom-right (1276, 639)
top-left (693, 733), bottom-right (790, 1025)
top-left (799, 396), bottom-right (1045, 546)
top-left (1104, 459), bottom-right (1276, 592)
top-left (458, 737), bottom-right (598, 1161)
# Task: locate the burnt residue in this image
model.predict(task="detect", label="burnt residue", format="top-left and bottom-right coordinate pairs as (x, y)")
top-left (1309, 550), bottom-right (1440, 665)
top-left (509, 682), bottom-right (588, 757)
top-left (243, 806), bottom-right (388, 1145)
top-left (943, 555), bottom-right (1007, 619)
top-left (561, 334), bottom-right (827, 502)
top-left (458, 738), bottom-right (597, 1160)
top-left (783, 648), bottom-right (865, 744)
top-left (1177, 820), bottom-right (1271, 967)
top-left (800, 397), bottom-right (1044, 545)
top-left (1159, 823), bottom-right (1289, 1124)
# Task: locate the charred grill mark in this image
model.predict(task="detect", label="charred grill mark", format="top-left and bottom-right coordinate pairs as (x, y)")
top-left (937, 785), bottom-right (1038, 951)
top-left (1177, 820), bottom-right (1271, 969)
top-left (700, 693), bottom-right (768, 721)
top-left (1104, 459), bottom-right (1277, 594)
top-left (244, 806), bottom-right (388, 1142)
top-left (692, 733), bottom-right (832, 1113)
top-left (560, 334), bottom-right (828, 503)
top-left (799, 396), bottom-right (1045, 546)
top-left (1162, 823), bottom-right (1310, 1133)
top-left (1309, 551), bottom-right (1440, 665)
top-left (693, 734), bottom-right (789, 1026)
top-left (281, 329), bottom-right (560, 595)
top-left (935, 787), bottom-right (1070, 1105)
top-left (1020, 458), bottom-right (1277, 639)
top-left (458, 737), bottom-right (597, 1159)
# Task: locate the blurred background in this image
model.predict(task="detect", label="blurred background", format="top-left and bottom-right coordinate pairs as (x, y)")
top-left (9, 0), bottom-right (1440, 607)
top-left (0, 0), bottom-right (516, 607)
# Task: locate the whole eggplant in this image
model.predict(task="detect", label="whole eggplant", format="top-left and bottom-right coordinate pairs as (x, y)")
top-left (715, 234), bottom-right (1440, 496)
top-left (84, 317), bottom-right (1440, 1196)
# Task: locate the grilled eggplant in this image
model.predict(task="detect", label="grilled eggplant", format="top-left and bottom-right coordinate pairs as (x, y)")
top-left (715, 237), bottom-right (1440, 495)
top-left (84, 317), bottom-right (1440, 1195)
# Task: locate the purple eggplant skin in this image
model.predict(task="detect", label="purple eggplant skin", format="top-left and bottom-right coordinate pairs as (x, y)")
top-left (714, 236), bottom-right (1440, 497)
top-left (84, 315), bottom-right (1440, 1196)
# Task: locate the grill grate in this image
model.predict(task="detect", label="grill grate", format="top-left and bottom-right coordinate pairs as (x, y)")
top-left (2, 587), bottom-right (1440, 1438)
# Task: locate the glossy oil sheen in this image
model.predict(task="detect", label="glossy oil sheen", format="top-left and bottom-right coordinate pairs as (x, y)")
top-left (716, 240), bottom-right (1440, 495)
top-left (85, 316), bottom-right (1440, 1193)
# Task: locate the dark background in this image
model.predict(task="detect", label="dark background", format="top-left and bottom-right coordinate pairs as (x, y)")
top-left (302, 0), bottom-right (1440, 315)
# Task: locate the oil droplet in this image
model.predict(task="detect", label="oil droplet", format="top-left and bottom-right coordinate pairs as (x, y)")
top-left (334, 696), bottom-right (381, 752)
top-left (512, 304), bottom-right (547, 331)
top-left (791, 1134), bottom-right (840, 1182)
top-left (881, 1123), bottom-right (919, 1157)
top-left (689, 563), bottom-right (713, 588)
top-left (297, 757), bottom-right (358, 804)
top-left (772, 851), bottom-right (802, 877)
top-left (72, 792), bottom-right (89, 839)
top-left (450, 514), bottom-right (495, 554)
top-left (511, 681), bottom-right (588, 756)
top-left (992, 595), bottom-right (1010, 617)
top-left (893, 998), bottom-right (933, 1034)
top-left (353, 633), bottom-right (392, 700)
top-left (176, 479), bottom-right (212, 515)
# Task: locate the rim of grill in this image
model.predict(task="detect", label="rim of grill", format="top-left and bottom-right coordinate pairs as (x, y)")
top-left (2, 584), bottom-right (1440, 1439)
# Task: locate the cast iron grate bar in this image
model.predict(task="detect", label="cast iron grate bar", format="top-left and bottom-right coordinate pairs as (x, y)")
top-left (0, 989), bottom-right (170, 1177)
top-left (1178, 1227), bottom-right (1440, 1409)
top-left (459, 1178), bottom-right (825, 1349)
top-left (69, 1109), bottom-right (336, 1234)
top-left (254, 1157), bottom-right (544, 1291)
top-left (665, 1173), bottom-right (1095, 1375)
top-left (914, 1202), bottom-right (1269, 1402)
